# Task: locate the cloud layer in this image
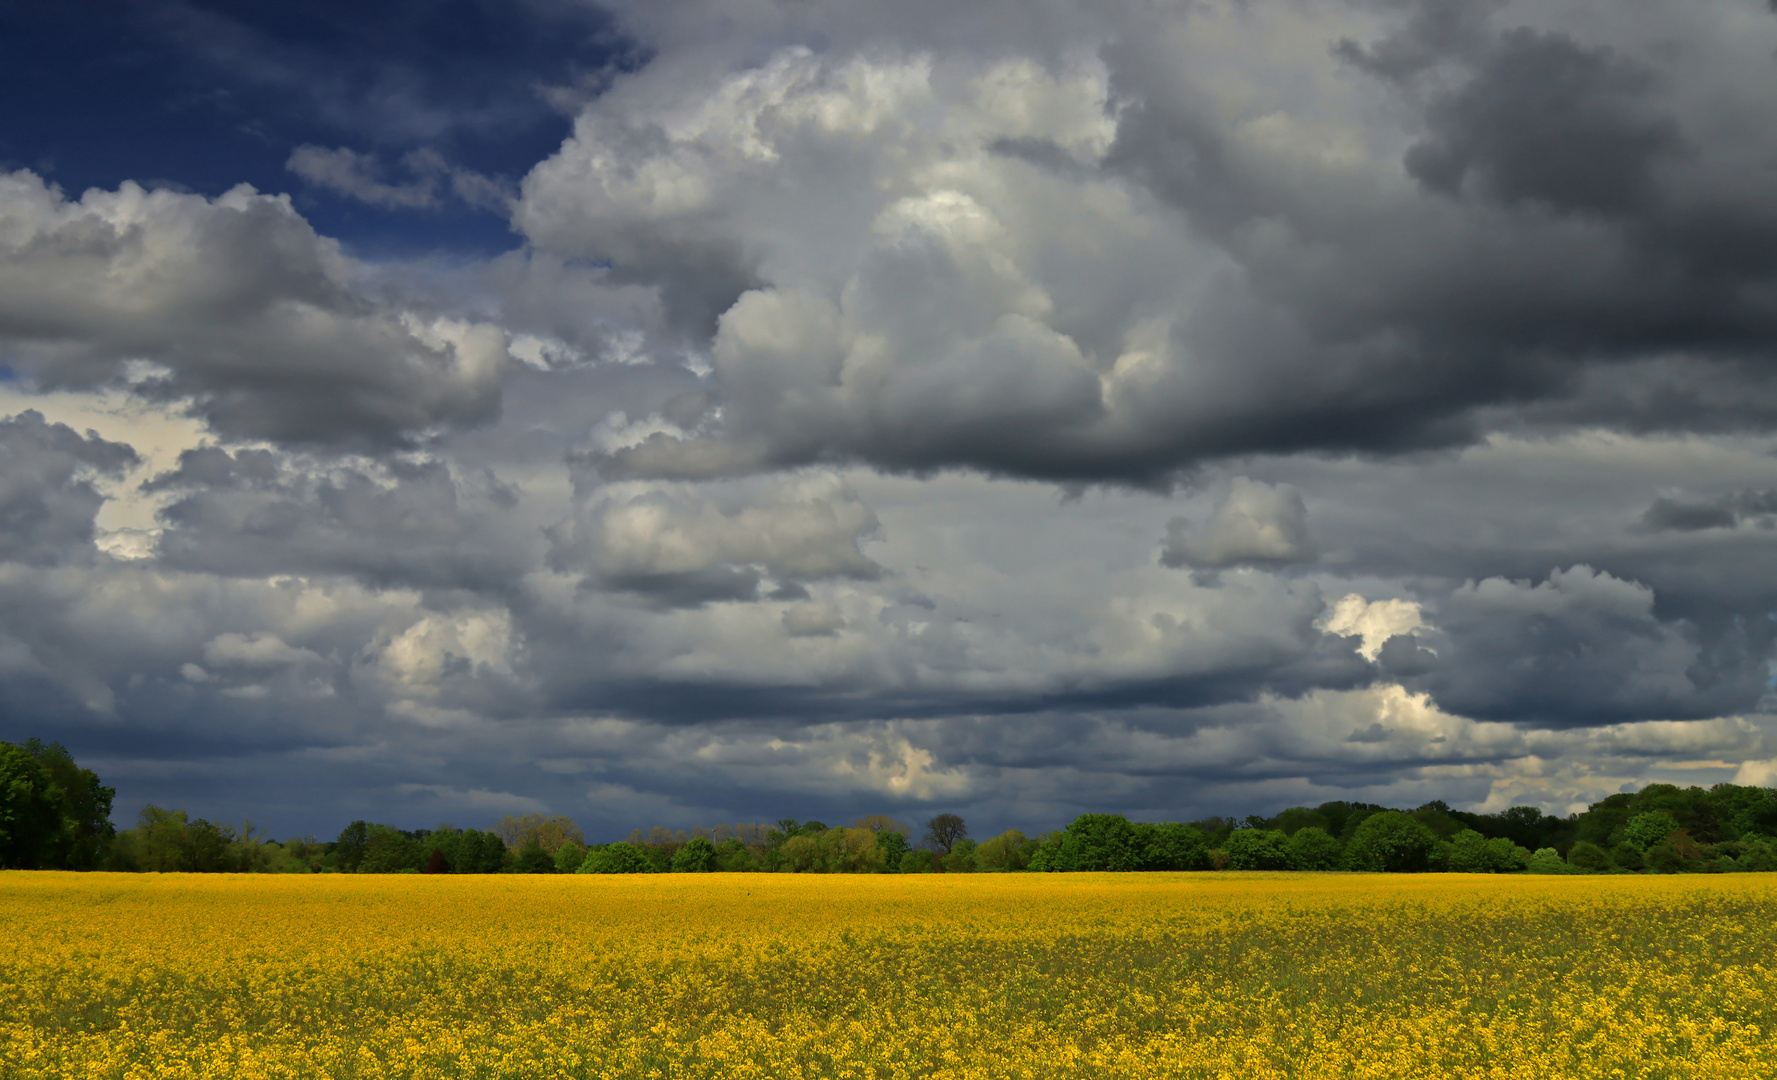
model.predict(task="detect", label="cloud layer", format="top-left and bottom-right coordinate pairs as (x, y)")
top-left (3, 0), bottom-right (1777, 839)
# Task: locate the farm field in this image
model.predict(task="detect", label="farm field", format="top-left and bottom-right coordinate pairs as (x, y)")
top-left (2, 872), bottom-right (1774, 1079)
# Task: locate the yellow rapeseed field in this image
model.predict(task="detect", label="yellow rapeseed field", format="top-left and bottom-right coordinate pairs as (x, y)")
top-left (2, 872), bottom-right (1774, 1079)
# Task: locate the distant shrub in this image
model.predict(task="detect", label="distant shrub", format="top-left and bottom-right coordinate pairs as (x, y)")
top-left (578, 842), bottom-right (650, 874)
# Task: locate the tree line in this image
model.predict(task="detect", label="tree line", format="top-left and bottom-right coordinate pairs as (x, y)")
top-left (4, 737), bottom-right (1776, 874)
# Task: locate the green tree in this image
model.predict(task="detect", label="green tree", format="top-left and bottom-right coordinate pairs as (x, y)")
top-left (1622, 811), bottom-right (1681, 851)
top-left (0, 742), bottom-right (62, 869)
top-left (553, 840), bottom-right (588, 874)
top-left (1736, 836), bottom-right (1777, 872)
top-left (1644, 840), bottom-right (1684, 874)
top-left (1285, 826), bottom-right (1342, 870)
top-left (1344, 811), bottom-right (1438, 872)
top-left (872, 828), bottom-right (912, 869)
top-left (20, 740), bottom-right (115, 870)
top-left (899, 849), bottom-right (939, 873)
top-left (332, 821), bottom-right (372, 873)
top-left (358, 825), bottom-right (423, 873)
top-left (453, 829), bottom-right (509, 873)
top-left (671, 836), bottom-right (719, 872)
top-left (513, 837), bottom-right (556, 873)
top-left (1050, 814), bottom-right (1142, 871)
top-left (1224, 828), bottom-right (1291, 870)
top-left (579, 842), bottom-right (650, 874)
top-left (975, 829), bottom-right (1034, 871)
top-left (714, 837), bottom-right (761, 872)
top-left (1573, 792), bottom-right (1635, 848)
top-left (1140, 822), bottom-right (1211, 871)
top-left (942, 836), bottom-right (979, 872)
top-left (1445, 829), bottom-right (1523, 873)
top-left (780, 834), bottom-right (820, 872)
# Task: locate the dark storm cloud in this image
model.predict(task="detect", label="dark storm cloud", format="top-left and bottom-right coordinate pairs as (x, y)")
top-left (1639, 490), bottom-right (1777, 532)
top-left (0, 411), bottom-right (136, 564)
top-left (1397, 566), bottom-right (1763, 727)
top-left (1402, 29), bottom-right (1682, 215)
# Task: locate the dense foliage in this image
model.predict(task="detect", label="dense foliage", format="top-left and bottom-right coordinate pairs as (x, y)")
top-left (7, 737), bottom-right (1777, 874)
top-left (0, 740), bottom-right (114, 870)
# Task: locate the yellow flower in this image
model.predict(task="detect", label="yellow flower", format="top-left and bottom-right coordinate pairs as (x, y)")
top-left (3, 871), bottom-right (1776, 1078)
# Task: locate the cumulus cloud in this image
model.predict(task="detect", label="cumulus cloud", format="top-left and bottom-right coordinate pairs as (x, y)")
top-left (505, 0), bottom-right (1777, 484)
top-left (0, 411), bottom-right (137, 564)
top-left (547, 473), bottom-right (882, 606)
top-left (150, 446), bottom-right (536, 592)
top-left (1161, 479), bottom-right (1313, 569)
top-left (0, 171), bottom-right (508, 445)
top-left (1404, 565), bottom-right (1750, 726)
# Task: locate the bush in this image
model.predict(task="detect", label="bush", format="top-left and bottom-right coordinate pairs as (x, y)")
top-left (578, 842), bottom-right (650, 874)
top-left (1567, 841), bottom-right (1609, 872)
top-left (899, 850), bottom-right (938, 873)
top-left (1526, 848), bottom-right (1571, 874)
top-left (1285, 827), bottom-right (1342, 871)
top-left (1344, 811), bottom-right (1438, 872)
top-left (1224, 828), bottom-right (1291, 870)
top-left (1739, 836), bottom-right (1777, 872)
top-left (1609, 841), bottom-right (1645, 872)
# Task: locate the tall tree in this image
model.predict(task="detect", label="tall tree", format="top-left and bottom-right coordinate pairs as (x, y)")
top-left (925, 813), bottom-right (968, 854)
top-left (23, 739), bottom-right (115, 870)
top-left (0, 741), bottom-right (61, 869)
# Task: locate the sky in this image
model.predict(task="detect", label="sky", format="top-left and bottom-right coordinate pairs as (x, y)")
top-left (4, 0), bottom-right (1777, 843)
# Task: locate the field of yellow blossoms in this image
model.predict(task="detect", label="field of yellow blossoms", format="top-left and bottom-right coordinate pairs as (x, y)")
top-left (3, 872), bottom-right (1775, 1079)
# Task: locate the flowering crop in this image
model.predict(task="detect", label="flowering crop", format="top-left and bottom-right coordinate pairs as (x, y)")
top-left (3, 871), bottom-right (1775, 1078)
